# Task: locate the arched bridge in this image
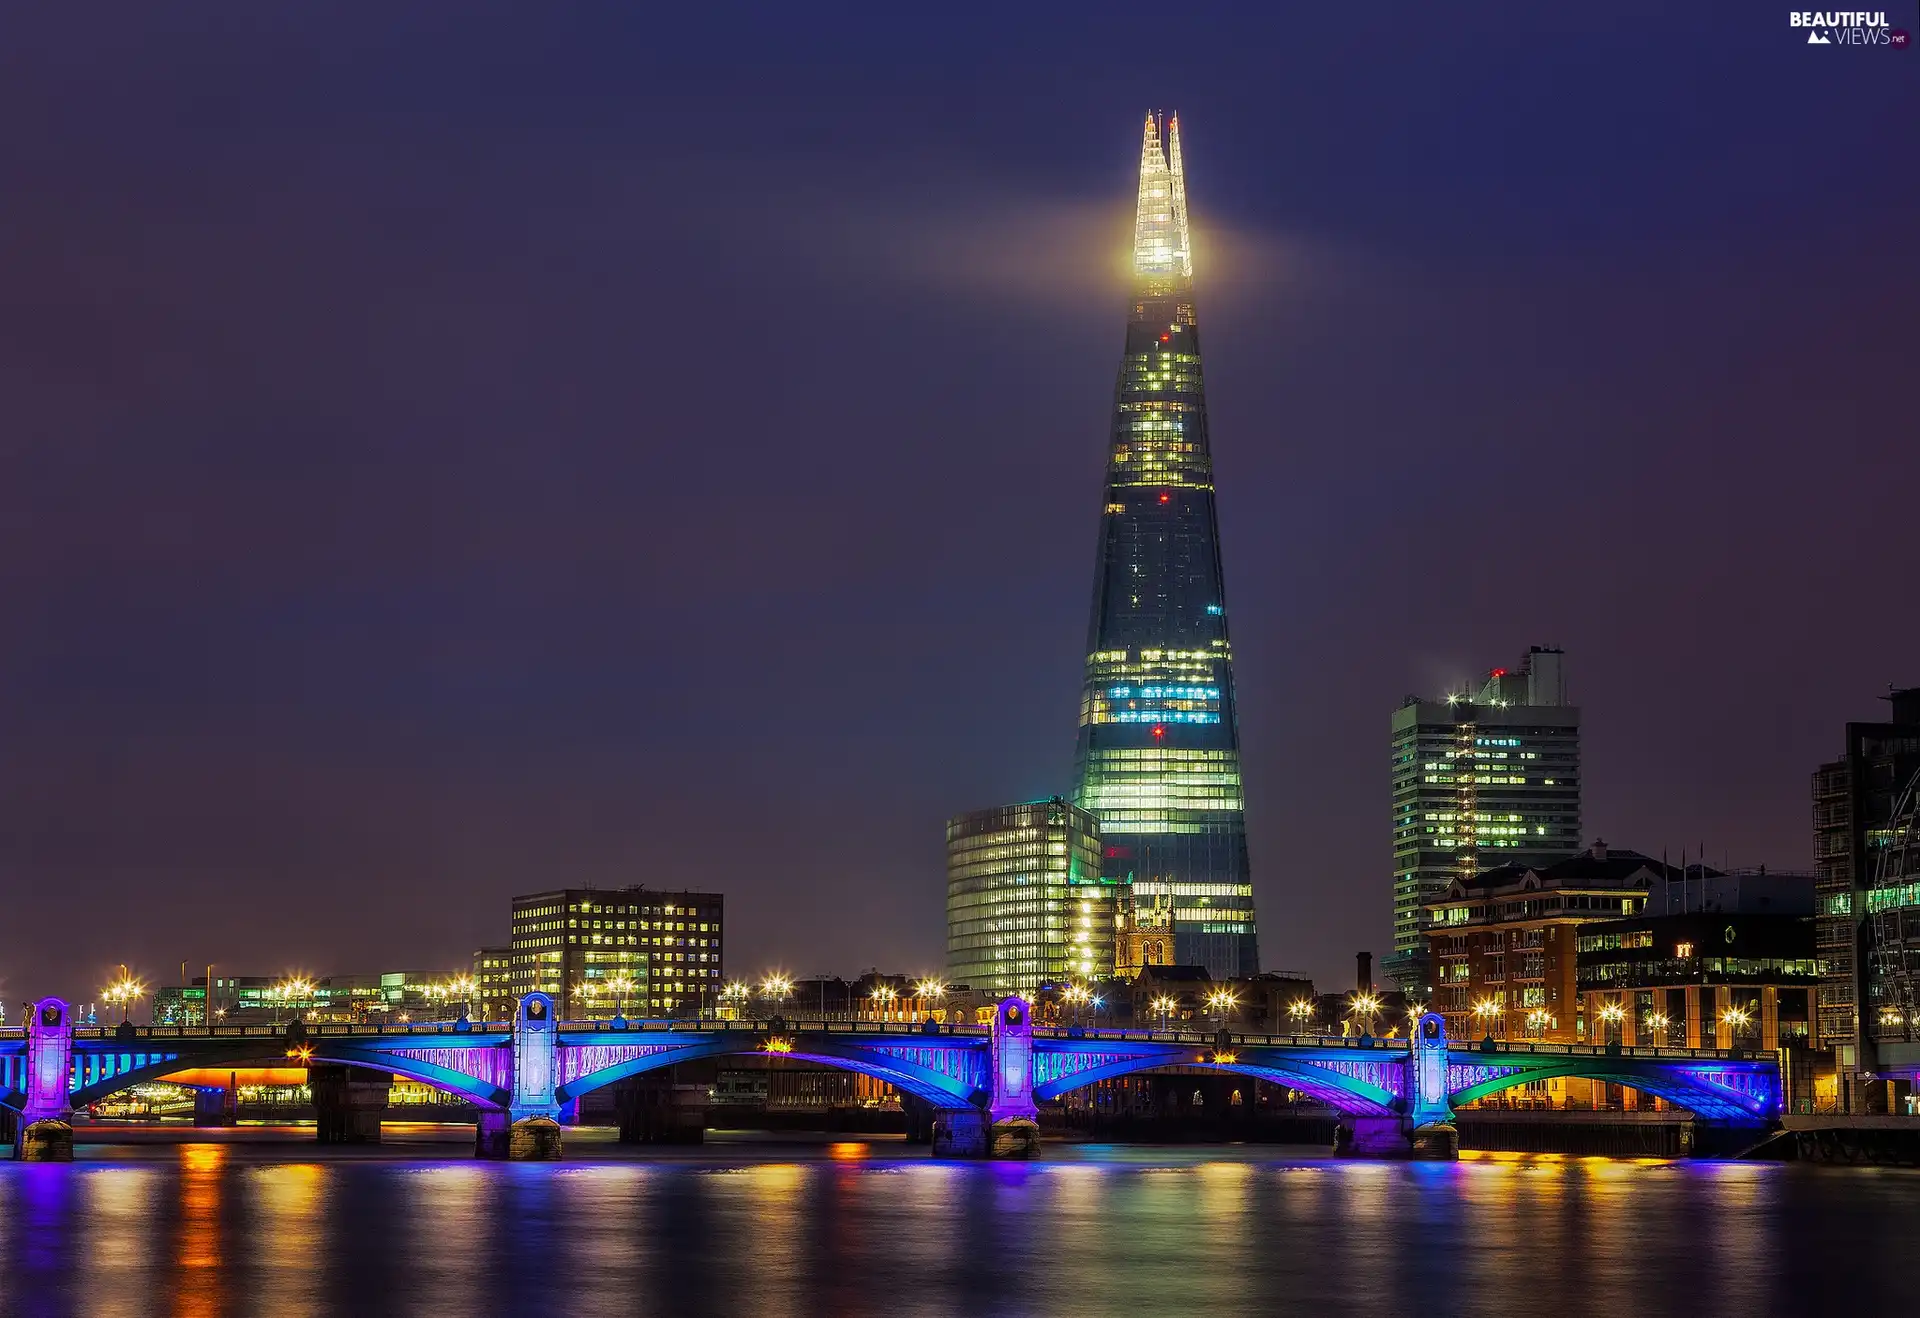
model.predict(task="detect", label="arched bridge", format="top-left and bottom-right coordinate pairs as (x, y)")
top-left (1, 996), bottom-right (1780, 1160)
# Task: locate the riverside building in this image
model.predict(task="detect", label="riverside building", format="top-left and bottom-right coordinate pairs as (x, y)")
top-left (1389, 646), bottom-right (1581, 995)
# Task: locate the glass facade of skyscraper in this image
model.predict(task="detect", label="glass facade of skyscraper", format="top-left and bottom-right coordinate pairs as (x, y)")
top-left (1070, 112), bottom-right (1259, 979)
top-left (946, 798), bottom-right (1104, 997)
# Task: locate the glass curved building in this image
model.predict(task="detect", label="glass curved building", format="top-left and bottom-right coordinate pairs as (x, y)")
top-left (946, 797), bottom-right (1103, 996)
top-left (1070, 112), bottom-right (1260, 979)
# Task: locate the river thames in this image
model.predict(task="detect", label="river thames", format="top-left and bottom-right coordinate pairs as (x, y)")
top-left (0, 1129), bottom-right (1912, 1317)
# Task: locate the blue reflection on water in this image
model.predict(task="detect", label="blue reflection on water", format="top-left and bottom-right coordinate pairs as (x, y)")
top-left (0, 1132), bottom-right (1911, 1318)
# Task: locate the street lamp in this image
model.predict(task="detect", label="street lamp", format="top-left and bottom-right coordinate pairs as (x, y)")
top-left (101, 973), bottom-right (145, 1024)
top-left (720, 981), bottom-right (751, 1020)
top-left (1720, 1005), bottom-right (1753, 1048)
top-left (914, 978), bottom-right (945, 1022)
top-left (760, 974), bottom-right (793, 1011)
top-left (1287, 998), bottom-right (1314, 1035)
top-left (444, 974), bottom-right (477, 1021)
top-left (1348, 992), bottom-right (1381, 1036)
top-left (1207, 988), bottom-right (1239, 1031)
top-left (1526, 1008), bottom-right (1549, 1041)
top-left (1598, 1001), bottom-right (1626, 1046)
top-left (1151, 994), bottom-right (1179, 1032)
top-left (1472, 997), bottom-right (1501, 1042)
top-left (869, 984), bottom-right (898, 1021)
top-left (604, 972), bottom-right (636, 1024)
top-left (1644, 1011), bottom-right (1671, 1047)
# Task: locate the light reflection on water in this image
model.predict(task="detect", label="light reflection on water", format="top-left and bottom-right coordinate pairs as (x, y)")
top-left (0, 1136), bottom-right (1912, 1318)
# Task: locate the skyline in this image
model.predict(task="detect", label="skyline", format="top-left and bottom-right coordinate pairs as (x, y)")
top-left (1, 5), bottom-right (1915, 1004)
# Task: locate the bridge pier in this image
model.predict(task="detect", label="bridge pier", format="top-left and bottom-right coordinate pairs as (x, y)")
top-left (13, 998), bottom-right (76, 1161)
top-left (612, 1067), bottom-right (710, 1145)
top-left (310, 1064), bottom-right (391, 1144)
top-left (473, 991), bottom-right (565, 1160)
top-left (193, 1075), bottom-right (238, 1128)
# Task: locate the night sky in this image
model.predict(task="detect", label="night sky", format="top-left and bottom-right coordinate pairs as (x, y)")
top-left (3, 5), bottom-right (1915, 1007)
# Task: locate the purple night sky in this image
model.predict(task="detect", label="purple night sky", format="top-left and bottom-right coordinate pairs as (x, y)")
top-left (1, 5), bottom-right (1914, 1005)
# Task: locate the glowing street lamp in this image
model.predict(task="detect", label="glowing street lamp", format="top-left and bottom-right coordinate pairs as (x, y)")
top-left (444, 974), bottom-right (478, 1021)
top-left (1644, 1011), bottom-right (1671, 1046)
top-left (1525, 1008), bottom-right (1549, 1041)
top-left (869, 984), bottom-right (898, 1021)
top-left (1720, 1005), bottom-right (1753, 1047)
top-left (1151, 994), bottom-right (1179, 1032)
top-left (604, 972), bottom-right (637, 1023)
top-left (101, 973), bottom-right (146, 1024)
top-left (1472, 997), bottom-right (1501, 1041)
top-left (1287, 998), bottom-right (1315, 1035)
top-left (1207, 988), bottom-right (1239, 1031)
top-left (760, 974), bottom-right (793, 1007)
top-left (1349, 992), bottom-right (1381, 1036)
top-left (719, 981), bottom-right (751, 1020)
top-left (1598, 1001), bottom-right (1626, 1045)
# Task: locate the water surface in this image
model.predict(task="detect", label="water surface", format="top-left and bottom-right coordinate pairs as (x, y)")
top-left (0, 1128), bottom-right (1911, 1317)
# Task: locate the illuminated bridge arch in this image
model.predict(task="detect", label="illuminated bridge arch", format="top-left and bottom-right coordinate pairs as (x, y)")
top-left (555, 1033), bottom-right (989, 1110)
top-left (1031, 1040), bottom-right (1407, 1118)
top-left (1448, 1054), bottom-right (1779, 1124)
top-left (58, 1038), bottom-right (515, 1112)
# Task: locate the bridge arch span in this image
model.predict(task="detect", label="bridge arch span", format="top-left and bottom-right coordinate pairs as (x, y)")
top-left (63, 1042), bottom-right (512, 1112)
top-left (556, 1034), bottom-right (986, 1109)
top-left (1449, 1056), bottom-right (1778, 1123)
top-left (1032, 1043), bottom-right (1405, 1118)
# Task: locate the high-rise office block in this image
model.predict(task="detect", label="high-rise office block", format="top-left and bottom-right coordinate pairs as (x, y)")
top-left (1388, 646), bottom-right (1581, 996)
top-left (1812, 687), bottom-right (1920, 1102)
top-left (508, 887), bottom-right (724, 1020)
top-left (1070, 112), bottom-right (1259, 980)
top-left (946, 797), bottom-right (1104, 997)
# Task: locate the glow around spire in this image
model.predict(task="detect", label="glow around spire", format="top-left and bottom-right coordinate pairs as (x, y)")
top-left (1132, 110), bottom-right (1192, 282)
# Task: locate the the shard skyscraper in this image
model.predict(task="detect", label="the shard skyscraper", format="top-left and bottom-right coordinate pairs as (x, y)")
top-left (1071, 112), bottom-right (1260, 979)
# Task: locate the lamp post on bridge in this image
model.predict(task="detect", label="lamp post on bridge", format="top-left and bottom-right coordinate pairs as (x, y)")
top-left (1151, 994), bottom-right (1178, 1034)
top-left (1598, 1001), bottom-right (1626, 1047)
top-left (1206, 988), bottom-right (1239, 1033)
top-left (1287, 997), bottom-right (1314, 1037)
top-left (1644, 1011), bottom-right (1671, 1048)
top-left (1472, 997), bottom-right (1501, 1044)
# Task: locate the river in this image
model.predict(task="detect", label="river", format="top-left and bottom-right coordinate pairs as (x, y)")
top-left (0, 1127), bottom-right (1910, 1316)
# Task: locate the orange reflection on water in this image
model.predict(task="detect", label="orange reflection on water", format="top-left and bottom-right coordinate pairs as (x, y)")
top-left (826, 1142), bottom-right (871, 1160)
top-left (174, 1144), bottom-right (228, 1318)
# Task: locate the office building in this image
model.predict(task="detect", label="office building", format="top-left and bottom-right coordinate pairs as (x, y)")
top-left (1422, 842), bottom-right (1656, 1043)
top-left (1070, 112), bottom-right (1259, 980)
top-left (1812, 687), bottom-right (1920, 1101)
top-left (946, 797), bottom-right (1104, 997)
top-left (1575, 899), bottom-right (1818, 1052)
top-left (508, 887), bottom-right (724, 1020)
top-left (472, 946), bottom-right (514, 1023)
top-left (1389, 645), bottom-right (1581, 994)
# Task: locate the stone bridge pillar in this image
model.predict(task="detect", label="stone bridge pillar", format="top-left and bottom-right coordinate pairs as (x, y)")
top-left (1335, 1011), bottom-right (1458, 1160)
top-left (15, 998), bottom-right (75, 1161)
top-left (935, 996), bottom-right (1039, 1159)
top-left (310, 1064), bottom-right (392, 1144)
top-left (479, 992), bottom-right (562, 1160)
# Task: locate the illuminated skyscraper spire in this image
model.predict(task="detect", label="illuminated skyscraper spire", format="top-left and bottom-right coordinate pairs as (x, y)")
top-left (1072, 113), bottom-right (1260, 980)
top-left (1131, 111), bottom-right (1192, 284)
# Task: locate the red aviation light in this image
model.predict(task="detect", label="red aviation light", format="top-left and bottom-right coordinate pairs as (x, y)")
top-left (1490, 668), bottom-right (1508, 678)
top-left (1160, 333), bottom-right (1171, 343)
top-left (1158, 491), bottom-right (1171, 504)
top-left (1152, 724), bottom-right (1166, 740)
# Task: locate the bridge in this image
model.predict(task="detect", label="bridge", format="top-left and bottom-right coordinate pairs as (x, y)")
top-left (1, 995), bottom-right (1781, 1160)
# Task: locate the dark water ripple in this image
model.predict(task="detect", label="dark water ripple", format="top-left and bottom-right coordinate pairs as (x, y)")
top-left (1, 1130), bottom-right (1914, 1317)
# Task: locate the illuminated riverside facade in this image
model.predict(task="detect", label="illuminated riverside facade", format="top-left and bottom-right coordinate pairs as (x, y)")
top-left (1388, 647), bottom-right (1581, 995)
top-left (947, 798), bottom-right (1106, 996)
top-left (508, 887), bottom-right (724, 1019)
top-left (1070, 112), bottom-right (1258, 980)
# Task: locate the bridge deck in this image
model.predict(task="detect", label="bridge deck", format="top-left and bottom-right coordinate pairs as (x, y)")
top-left (0, 1019), bottom-right (1768, 1065)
